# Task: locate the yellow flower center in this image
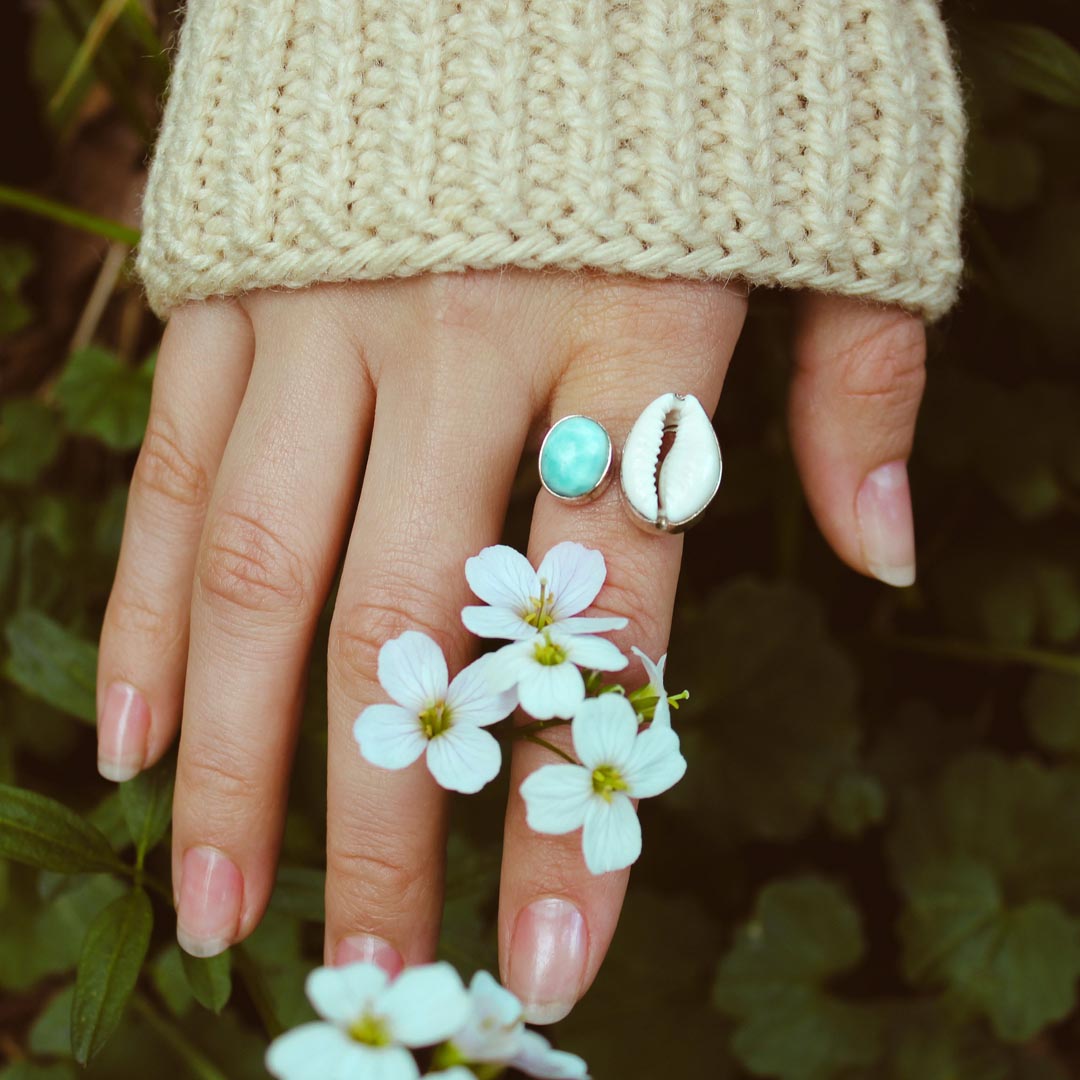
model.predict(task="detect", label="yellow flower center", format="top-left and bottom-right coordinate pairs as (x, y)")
top-left (419, 701), bottom-right (452, 739)
top-left (592, 765), bottom-right (628, 802)
top-left (348, 1013), bottom-right (392, 1046)
top-left (532, 634), bottom-right (567, 667)
top-left (523, 580), bottom-right (556, 631)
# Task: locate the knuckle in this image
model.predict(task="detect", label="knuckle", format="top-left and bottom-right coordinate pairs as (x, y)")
top-left (198, 506), bottom-right (312, 616)
top-left (424, 269), bottom-right (504, 332)
top-left (327, 841), bottom-right (427, 913)
top-left (133, 415), bottom-right (211, 511)
top-left (106, 587), bottom-right (184, 652)
top-left (329, 571), bottom-right (455, 688)
top-left (835, 315), bottom-right (927, 406)
top-left (179, 741), bottom-right (262, 808)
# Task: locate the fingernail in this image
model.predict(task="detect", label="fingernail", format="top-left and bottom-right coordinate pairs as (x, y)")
top-left (856, 461), bottom-right (916, 588)
top-left (176, 847), bottom-right (243, 958)
top-left (97, 681), bottom-right (150, 782)
top-left (333, 934), bottom-right (404, 977)
top-left (508, 897), bottom-right (588, 1025)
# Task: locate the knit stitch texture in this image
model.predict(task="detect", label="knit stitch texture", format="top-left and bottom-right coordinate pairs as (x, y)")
top-left (137, 0), bottom-right (966, 320)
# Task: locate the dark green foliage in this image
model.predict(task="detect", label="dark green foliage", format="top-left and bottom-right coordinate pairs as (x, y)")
top-left (70, 887), bottom-right (153, 1064)
top-left (1, 1), bottom-right (1079, 1077)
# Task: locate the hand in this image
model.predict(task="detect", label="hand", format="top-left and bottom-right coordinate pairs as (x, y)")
top-left (95, 269), bottom-right (924, 1021)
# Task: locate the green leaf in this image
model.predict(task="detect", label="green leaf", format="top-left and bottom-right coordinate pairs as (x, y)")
top-left (713, 877), bottom-right (880, 1080)
top-left (0, 872), bottom-right (125, 992)
top-left (151, 944), bottom-right (193, 1017)
top-left (181, 948), bottom-right (232, 1013)
top-left (0, 784), bottom-right (122, 873)
top-left (269, 864), bottom-right (326, 922)
top-left (670, 579), bottom-right (862, 841)
top-left (825, 769), bottom-right (887, 838)
top-left (71, 887), bottom-right (153, 1064)
top-left (3, 609), bottom-right (98, 723)
top-left (119, 759), bottom-right (174, 862)
top-left (54, 346), bottom-right (153, 451)
top-left (1024, 671), bottom-right (1080, 755)
top-left (889, 752), bottom-right (1080, 907)
top-left (0, 400), bottom-right (62, 487)
top-left (0, 243), bottom-right (35, 336)
top-left (968, 21), bottom-right (1080, 109)
top-left (28, 983), bottom-right (75, 1056)
top-left (899, 859), bottom-right (1080, 1042)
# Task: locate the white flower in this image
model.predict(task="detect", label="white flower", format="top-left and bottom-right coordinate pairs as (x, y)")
top-left (266, 962), bottom-right (470, 1080)
top-left (630, 646), bottom-right (671, 729)
top-left (462, 542), bottom-right (628, 641)
top-left (486, 629), bottom-right (627, 720)
top-left (442, 972), bottom-right (590, 1079)
top-left (520, 694), bottom-right (686, 874)
top-left (354, 632), bottom-right (516, 794)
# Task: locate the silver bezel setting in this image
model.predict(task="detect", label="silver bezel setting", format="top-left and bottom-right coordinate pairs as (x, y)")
top-left (619, 393), bottom-right (723, 534)
top-left (538, 414), bottom-right (614, 506)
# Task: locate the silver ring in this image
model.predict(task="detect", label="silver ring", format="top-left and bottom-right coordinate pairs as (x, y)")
top-left (620, 392), bottom-right (722, 534)
top-left (538, 415), bottom-right (614, 505)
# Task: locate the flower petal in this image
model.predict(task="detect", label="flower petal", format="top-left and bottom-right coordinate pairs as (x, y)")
top-left (305, 962), bottom-right (388, 1024)
top-left (446, 656), bottom-right (518, 727)
top-left (581, 794), bottom-right (641, 874)
top-left (265, 1023), bottom-right (356, 1080)
top-left (336, 1045), bottom-right (419, 1080)
top-left (482, 640), bottom-right (535, 693)
top-left (517, 662), bottom-right (585, 720)
top-left (631, 646), bottom-right (670, 729)
top-left (453, 970), bottom-right (523, 1061)
top-left (425, 725), bottom-right (502, 794)
top-left (570, 695), bottom-right (639, 769)
top-left (561, 633), bottom-right (628, 674)
top-left (538, 542), bottom-right (606, 619)
top-left (426, 1070), bottom-right (475, 1080)
top-left (555, 614), bottom-right (628, 636)
top-left (381, 962), bottom-right (470, 1047)
top-left (462, 605), bottom-right (535, 641)
top-left (520, 764), bottom-right (592, 835)
top-left (354, 705), bottom-right (427, 771)
top-left (512, 1029), bottom-right (592, 1079)
top-left (622, 724), bottom-right (686, 798)
top-left (465, 544), bottom-right (538, 611)
top-left (378, 632), bottom-right (449, 711)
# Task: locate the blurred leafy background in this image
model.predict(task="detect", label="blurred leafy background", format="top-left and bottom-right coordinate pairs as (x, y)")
top-left (1, 0), bottom-right (1079, 1077)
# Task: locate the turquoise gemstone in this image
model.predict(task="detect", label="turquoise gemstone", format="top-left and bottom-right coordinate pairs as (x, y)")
top-left (540, 416), bottom-right (611, 499)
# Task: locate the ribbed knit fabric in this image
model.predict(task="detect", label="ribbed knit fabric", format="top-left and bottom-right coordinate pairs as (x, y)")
top-left (137, 0), bottom-right (966, 320)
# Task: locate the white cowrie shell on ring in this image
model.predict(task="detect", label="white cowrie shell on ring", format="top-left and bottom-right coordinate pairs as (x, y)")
top-left (620, 393), bottom-right (722, 533)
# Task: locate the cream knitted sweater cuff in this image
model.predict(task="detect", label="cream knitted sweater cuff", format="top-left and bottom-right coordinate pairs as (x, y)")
top-left (137, 0), bottom-right (966, 321)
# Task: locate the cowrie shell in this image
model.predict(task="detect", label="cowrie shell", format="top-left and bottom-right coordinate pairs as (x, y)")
top-left (620, 393), bottom-right (722, 533)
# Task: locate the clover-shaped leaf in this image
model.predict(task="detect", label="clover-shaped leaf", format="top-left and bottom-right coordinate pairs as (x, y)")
top-left (899, 859), bottom-right (1080, 1042)
top-left (713, 877), bottom-right (879, 1080)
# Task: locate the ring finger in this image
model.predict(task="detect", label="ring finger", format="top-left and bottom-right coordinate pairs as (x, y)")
top-left (499, 277), bottom-right (747, 1022)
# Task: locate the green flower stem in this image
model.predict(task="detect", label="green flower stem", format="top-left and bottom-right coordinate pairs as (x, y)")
top-left (114, 863), bottom-right (172, 905)
top-left (131, 995), bottom-right (231, 1080)
top-left (0, 185), bottom-right (141, 246)
top-left (516, 718), bottom-right (571, 736)
top-left (883, 634), bottom-right (1080, 677)
top-left (519, 732), bottom-right (576, 764)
